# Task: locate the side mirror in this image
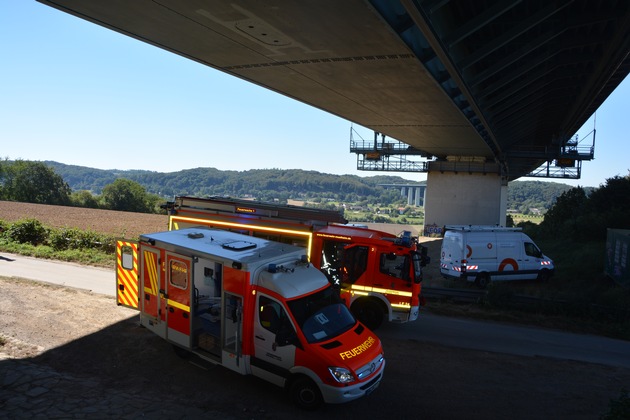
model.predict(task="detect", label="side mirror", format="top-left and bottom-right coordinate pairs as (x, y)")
top-left (275, 322), bottom-right (298, 347)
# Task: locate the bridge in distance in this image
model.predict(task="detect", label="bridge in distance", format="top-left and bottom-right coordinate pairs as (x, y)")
top-left (38, 1), bottom-right (630, 227)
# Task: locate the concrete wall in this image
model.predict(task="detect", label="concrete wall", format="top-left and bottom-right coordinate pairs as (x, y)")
top-left (424, 171), bottom-right (507, 229)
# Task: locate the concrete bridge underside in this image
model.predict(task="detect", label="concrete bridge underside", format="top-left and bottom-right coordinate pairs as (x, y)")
top-left (37, 1), bottom-right (630, 228)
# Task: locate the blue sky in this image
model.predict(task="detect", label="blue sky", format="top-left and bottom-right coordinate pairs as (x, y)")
top-left (1, 1), bottom-right (628, 188)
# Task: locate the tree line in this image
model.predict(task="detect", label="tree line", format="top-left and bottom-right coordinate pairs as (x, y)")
top-left (0, 160), bottom-right (161, 213)
top-left (44, 161), bottom-right (420, 204)
top-left (45, 160), bottom-right (570, 210)
top-left (521, 174), bottom-right (630, 241)
top-left (2, 159), bottom-right (585, 215)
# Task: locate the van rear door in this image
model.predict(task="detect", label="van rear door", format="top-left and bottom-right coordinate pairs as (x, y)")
top-left (116, 240), bottom-right (139, 310)
top-left (165, 252), bottom-right (192, 347)
top-left (440, 231), bottom-right (464, 278)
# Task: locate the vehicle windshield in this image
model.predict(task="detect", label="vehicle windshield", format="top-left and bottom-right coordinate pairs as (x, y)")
top-left (287, 286), bottom-right (356, 344)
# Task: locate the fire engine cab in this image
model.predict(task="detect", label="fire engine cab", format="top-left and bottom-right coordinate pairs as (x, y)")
top-left (116, 227), bottom-right (384, 409)
top-left (161, 196), bottom-right (430, 330)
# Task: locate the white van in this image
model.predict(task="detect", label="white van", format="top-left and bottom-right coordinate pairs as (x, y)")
top-left (440, 225), bottom-right (554, 288)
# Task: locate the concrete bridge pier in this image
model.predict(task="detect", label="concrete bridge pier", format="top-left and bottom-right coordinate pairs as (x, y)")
top-left (423, 170), bottom-right (507, 232)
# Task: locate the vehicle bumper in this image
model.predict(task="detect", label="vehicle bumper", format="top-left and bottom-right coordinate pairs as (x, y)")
top-left (440, 267), bottom-right (462, 279)
top-left (391, 305), bottom-right (419, 323)
top-left (320, 364), bottom-right (385, 404)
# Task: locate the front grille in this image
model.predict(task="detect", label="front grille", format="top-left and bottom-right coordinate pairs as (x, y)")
top-left (356, 354), bottom-right (384, 380)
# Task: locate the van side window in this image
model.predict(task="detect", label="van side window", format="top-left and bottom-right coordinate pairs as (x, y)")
top-left (259, 296), bottom-right (284, 334)
top-left (169, 260), bottom-right (188, 289)
top-left (524, 242), bottom-right (541, 258)
top-left (121, 245), bottom-right (134, 270)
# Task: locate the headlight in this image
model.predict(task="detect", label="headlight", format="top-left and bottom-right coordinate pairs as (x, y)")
top-left (328, 367), bottom-right (355, 384)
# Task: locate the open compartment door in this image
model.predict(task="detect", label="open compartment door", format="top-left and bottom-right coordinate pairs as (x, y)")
top-left (116, 240), bottom-right (139, 309)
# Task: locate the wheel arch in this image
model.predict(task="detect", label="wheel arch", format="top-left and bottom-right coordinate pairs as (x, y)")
top-left (285, 371), bottom-right (325, 410)
top-left (350, 295), bottom-right (389, 330)
top-left (350, 295), bottom-right (389, 318)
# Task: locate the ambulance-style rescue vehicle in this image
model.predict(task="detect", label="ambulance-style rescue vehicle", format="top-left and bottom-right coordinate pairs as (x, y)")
top-left (440, 225), bottom-right (554, 288)
top-left (116, 227), bottom-right (384, 409)
top-left (162, 195), bottom-right (430, 330)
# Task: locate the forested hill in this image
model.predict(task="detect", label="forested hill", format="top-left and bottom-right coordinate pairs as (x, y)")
top-left (45, 161), bottom-right (576, 211)
top-left (45, 161), bottom-right (423, 203)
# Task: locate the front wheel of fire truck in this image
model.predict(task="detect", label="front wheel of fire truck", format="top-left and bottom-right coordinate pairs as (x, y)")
top-left (289, 376), bottom-right (324, 410)
top-left (351, 299), bottom-right (384, 331)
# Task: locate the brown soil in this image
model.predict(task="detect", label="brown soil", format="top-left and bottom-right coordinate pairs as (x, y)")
top-left (0, 200), bottom-right (167, 239)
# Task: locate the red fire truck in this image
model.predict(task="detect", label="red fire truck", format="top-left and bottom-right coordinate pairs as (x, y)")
top-left (161, 196), bottom-right (429, 330)
top-left (116, 227), bottom-right (385, 409)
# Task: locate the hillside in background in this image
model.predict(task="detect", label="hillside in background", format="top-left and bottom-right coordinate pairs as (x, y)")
top-left (45, 161), bottom-right (423, 204)
top-left (45, 161), bottom-right (575, 211)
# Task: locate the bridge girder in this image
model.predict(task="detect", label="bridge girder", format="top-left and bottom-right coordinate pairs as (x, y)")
top-left (38, 0), bottom-right (630, 180)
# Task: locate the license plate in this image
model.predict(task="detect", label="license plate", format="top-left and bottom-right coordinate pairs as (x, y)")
top-left (365, 379), bottom-right (380, 395)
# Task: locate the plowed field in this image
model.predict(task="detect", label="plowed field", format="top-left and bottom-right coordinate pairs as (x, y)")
top-left (0, 200), bottom-right (167, 239)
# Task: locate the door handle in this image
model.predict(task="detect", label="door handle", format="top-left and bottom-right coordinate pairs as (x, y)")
top-left (255, 335), bottom-right (266, 341)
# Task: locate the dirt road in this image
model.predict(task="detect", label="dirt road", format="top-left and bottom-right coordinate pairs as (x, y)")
top-left (1, 276), bottom-right (628, 419)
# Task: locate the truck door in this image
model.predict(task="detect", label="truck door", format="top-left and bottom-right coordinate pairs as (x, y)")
top-left (165, 252), bottom-right (192, 348)
top-left (140, 247), bottom-right (162, 321)
top-left (222, 292), bottom-right (245, 374)
top-left (116, 241), bottom-right (138, 309)
top-left (520, 240), bottom-right (544, 280)
top-left (252, 293), bottom-right (296, 385)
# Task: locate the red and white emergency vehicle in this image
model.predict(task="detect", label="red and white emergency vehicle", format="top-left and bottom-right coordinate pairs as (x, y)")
top-left (116, 227), bottom-right (384, 409)
top-left (161, 196), bottom-right (430, 330)
top-left (440, 225), bottom-right (554, 288)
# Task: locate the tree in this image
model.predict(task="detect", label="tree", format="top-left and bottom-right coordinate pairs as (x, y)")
top-left (100, 178), bottom-right (153, 212)
top-left (542, 186), bottom-right (587, 222)
top-left (536, 174), bottom-right (630, 241)
top-left (1, 160), bottom-right (71, 205)
top-left (583, 175), bottom-right (630, 238)
top-left (71, 190), bottom-right (100, 208)
top-left (588, 175), bottom-right (630, 215)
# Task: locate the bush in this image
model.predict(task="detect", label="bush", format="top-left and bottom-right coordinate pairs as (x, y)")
top-left (48, 227), bottom-right (116, 253)
top-left (3, 219), bottom-right (48, 245)
top-left (0, 219), bottom-right (8, 234)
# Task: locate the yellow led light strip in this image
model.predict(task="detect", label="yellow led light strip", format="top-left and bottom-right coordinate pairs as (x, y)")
top-left (350, 284), bottom-right (413, 297)
top-left (169, 215), bottom-right (314, 258)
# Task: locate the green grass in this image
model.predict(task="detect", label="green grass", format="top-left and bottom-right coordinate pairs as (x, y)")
top-left (0, 240), bottom-right (115, 268)
top-left (509, 213), bottom-right (543, 224)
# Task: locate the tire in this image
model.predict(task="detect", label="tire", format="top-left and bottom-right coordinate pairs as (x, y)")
top-left (289, 376), bottom-right (323, 411)
top-left (475, 273), bottom-right (490, 289)
top-left (537, 269), bottom-right (550, 283)
top-left (352, 299), bottom-right (384, 330)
